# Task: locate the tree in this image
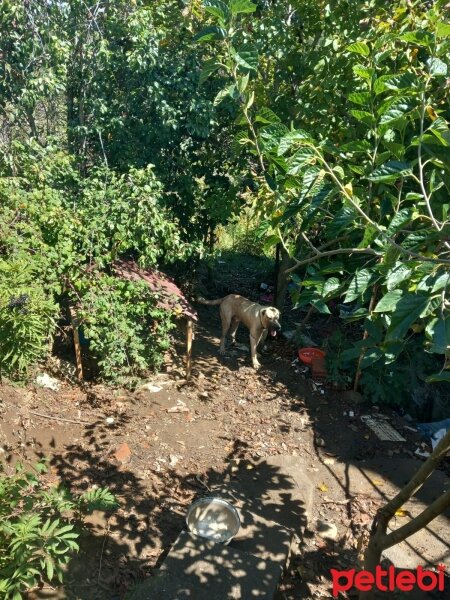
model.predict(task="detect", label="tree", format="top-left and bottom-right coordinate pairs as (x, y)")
top-left (196, 0), bottom-right (450, 402)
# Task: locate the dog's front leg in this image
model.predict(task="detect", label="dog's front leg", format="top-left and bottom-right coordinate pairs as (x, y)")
top-left (250, 333), bottom-right (262, 368)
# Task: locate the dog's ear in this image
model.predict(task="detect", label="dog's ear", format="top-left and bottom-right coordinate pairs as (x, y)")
top-left (261, 308), bottom-right (267, 315)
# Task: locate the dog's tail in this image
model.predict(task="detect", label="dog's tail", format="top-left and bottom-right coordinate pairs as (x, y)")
top-left (196, 296), bottom-right (224, 306)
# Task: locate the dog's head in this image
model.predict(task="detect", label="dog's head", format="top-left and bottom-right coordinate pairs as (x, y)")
top-left (261, 307), bottom-right (281, 337)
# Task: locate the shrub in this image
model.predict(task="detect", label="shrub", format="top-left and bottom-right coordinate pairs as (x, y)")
top-left (0, 144), bottom-right (189, 380)
top-left (0, 255), bottom-right (58, 376)
top-left (0, 461), bottom-right (118, 600)
top-left (78, 273), bottom-right (176, 385)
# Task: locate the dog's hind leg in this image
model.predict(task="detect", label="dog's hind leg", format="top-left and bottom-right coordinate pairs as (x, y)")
top-left (229, 317), bottom-right (240, 346)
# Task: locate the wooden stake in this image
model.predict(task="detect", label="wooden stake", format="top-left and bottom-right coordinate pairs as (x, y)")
top-left (69, 307), bottom-right (84, 381)
top-left (186, 317), bottom-right (193, 380)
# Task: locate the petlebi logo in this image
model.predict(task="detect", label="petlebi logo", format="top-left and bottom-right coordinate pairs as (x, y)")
top-left (330, 564), bottom-right (446, 596)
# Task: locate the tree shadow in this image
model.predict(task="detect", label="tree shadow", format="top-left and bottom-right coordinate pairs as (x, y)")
top-left (30, 420), bottom-right (309, 600)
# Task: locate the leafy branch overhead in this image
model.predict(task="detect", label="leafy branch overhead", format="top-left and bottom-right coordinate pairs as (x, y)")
top-left (196, 0), bottom-right (450, 388)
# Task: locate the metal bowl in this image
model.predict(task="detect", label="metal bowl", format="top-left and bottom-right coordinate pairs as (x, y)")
top-left (186, 496), bottom-right (240, 544)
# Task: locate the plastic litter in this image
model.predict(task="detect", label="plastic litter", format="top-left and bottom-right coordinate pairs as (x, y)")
top-left (431, 428), bottom-right (447, 450)
top-left (417, 418), bottom-right (450, 440)
top-left (35, 373), bottom-right (60, 391)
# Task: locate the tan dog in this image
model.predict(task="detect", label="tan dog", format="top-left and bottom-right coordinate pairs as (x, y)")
top-left (197, 294), bottom-right (281, 368)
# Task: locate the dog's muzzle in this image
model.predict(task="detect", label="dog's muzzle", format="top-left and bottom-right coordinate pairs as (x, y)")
top-left (269, 321), bottom-right (281, 337)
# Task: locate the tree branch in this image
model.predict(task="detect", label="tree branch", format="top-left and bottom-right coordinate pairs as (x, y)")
top-left (383, 488), bottom-right (450, 550)
top-left (286, 247), bottom-right (380, 273)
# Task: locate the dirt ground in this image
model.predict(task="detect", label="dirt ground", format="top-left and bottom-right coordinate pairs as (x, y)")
top-left (0, 259), bottom-right (449, 599)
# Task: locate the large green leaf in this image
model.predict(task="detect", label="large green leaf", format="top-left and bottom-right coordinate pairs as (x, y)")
top-left (203, 0), bottom-right (230, 22)
top-left (425, 315), bottom-right (450, 354)
top-left (374, 290), bottom-right (403, 312)
top-left (344, 268), bottom-right (373, 302)
top-left (432, 271), bottom-right (450, 293)
top-left (383, 72), bottom-right (417, 91)
top-left (386, 263), bottom-right (412, 291)
top-left (346, 41), bottom-right (370, 56)
top-left (360, 347), bottom-right (384, 368)
top-left (213, 84), bottom-right (237, 105)
top-left (234, 44), bottom-right (258, 71)
top-left (229, 0), bottom-right (257, 15)
top-left (350, 110), bottom-right (375, 126)
top-left (199, 59), bottom-right (221, 85)
top-left (426, 371), bottom-right (450, 383)
top-left (348, 91), bottom-right (371, 105)
top-left (386, 208), bottom-right (413, 236)
top-left (278, 130), bottom-right (314, 156)
top-left (368, 161), bottom-right (412, 182)
top-left (436, 21), bottom-right (450, 38)
top-left (378, 97), bottom-right (412, 127)
top-left (339, 140), bottom-right (372, 153)
top-left (386, 293), bottom-right (430, 340)
top-left (255, 107), bottom-right (281, 124)
top-left (400, 31), bottom-right (433, 47)
top-left (427, 57), bottom-right (448, 77)
top-left (327, 205), bottom-right (358, 237)
top-left (352, 64), bottom-right (374, 81)
top-left (258, 123), bottom-right (289, 152)
top-left (300, 166), bottom-right (324, 199)
top-left (286, 148), bottom-right (315, 175)
top-left (194, 25), bottom-right (226, 42)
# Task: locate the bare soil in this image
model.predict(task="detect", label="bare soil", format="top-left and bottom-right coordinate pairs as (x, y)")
top-left (0, 260), bottom-right (449, 599)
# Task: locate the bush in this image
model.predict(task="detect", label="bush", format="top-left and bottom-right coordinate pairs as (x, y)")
top-left (0, 461), bottom-right (118, 600)
top-left (0, 143), bottom-right (190, 380)
top-left (79, 274), bottom-right (176, 385)
top-left (0, 255), bottom-right (58, 377)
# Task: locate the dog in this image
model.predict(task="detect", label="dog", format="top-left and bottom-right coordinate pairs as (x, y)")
top-left (197, 294), bottom-right (281, 368)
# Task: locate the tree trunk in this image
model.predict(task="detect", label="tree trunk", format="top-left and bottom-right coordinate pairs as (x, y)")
top-left (275, 244), bottom-right (294, 314)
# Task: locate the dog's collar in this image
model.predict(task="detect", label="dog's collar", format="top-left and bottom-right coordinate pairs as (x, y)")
top-left (260, 312), bottom-right (267, 329)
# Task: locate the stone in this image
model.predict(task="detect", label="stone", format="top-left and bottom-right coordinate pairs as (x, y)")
top-left (316, 520), bottom-right (338, 541)
top-left (213, 455), bottom-right (314, 534)
top-left (340, 390), bottom-right (364, 404)
top-left (114, 442), bottom-right (131, 464)
top-left (158, 531), bottom-right (282, 599)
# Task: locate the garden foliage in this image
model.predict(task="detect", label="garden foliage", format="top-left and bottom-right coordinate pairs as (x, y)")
top-left (196, 0), bottom-right (450, 401)
top-left (0, 461), bottom-right (117, 599)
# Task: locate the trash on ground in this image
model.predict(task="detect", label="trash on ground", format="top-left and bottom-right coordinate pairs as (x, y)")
top-left (431, 428), bottom-right (447, 450)
top-left (415, 447), bottom-right (431, 459)
top-left (140, 383), bottom-right (162, 393)
top-left (167, 400), bottom-right (189, 413)
top-left (35, 373), bottom-right (60, 391)
top-left (417, 418), bottom-right (450, 442)
top-left (361, 415), bottom-right (406, 442)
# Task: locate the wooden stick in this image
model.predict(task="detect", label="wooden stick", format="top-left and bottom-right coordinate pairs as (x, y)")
top-left (186, 317), bottom-right (193, 380)
top-left (69, 307), bottom-right (84, 380)
top-left (30, 410), bottom-right (89, 425)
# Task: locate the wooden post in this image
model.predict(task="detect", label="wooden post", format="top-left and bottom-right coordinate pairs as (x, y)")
top-left (69, 307), bottom-right (84, 381)
top-left (186, 317), bottom-right (193, 380)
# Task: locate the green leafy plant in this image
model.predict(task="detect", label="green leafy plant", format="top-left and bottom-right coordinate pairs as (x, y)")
top-left (0, 461), bottom-right (118, 600)
top-left (0, 143), bottom-right (184, 381)
top-left (79, 274), bottom-right (176, 385)
top-left (0, 255), bottom-right (57, 376)
top-left (196, 0), bottom-right (450, 402)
